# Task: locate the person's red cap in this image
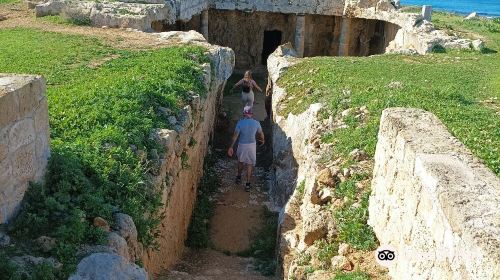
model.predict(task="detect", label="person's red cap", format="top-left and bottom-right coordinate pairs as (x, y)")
top-left (243, 106), bottom-right (253, 115)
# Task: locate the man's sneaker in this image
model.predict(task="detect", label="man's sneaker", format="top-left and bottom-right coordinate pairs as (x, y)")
top-left (235, 175), bottom-right (241, 184)
top-left (245, 183), bottom-right (251, 192)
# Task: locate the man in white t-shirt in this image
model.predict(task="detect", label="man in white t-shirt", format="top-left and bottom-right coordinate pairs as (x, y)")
top-left (227, 106), bottom-right (265, 191)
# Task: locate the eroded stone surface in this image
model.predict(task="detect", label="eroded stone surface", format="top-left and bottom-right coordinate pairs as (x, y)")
top-left (69, 253), bottom-right (148, 280)
top-left (0, 74), bottom-right (50, 224)
top-left (369, 108), bottom-right (500, 279)
top-left (28, 0), bottom-right (477, 54)
top-left (140, 31), bottom-right (235, 274)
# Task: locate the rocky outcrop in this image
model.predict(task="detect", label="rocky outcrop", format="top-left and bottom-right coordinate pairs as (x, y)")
top-left (36, 0), bottom-right (177, 31)
top-left (69, 253), bottom-right (148, 280)
top-left (268, 44), bottom-right (341, 278)
top-left (0, 74), bottom-right (50, 224)
top-left (30, 0), bottom-right (478, 54)
top-left (369, 108), bottom-right (500, 279)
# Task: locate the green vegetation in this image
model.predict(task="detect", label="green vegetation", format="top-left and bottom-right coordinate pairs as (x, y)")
top-left (296, 180), bottom-right (305, 198)
top-left (186, 154), bottom-right (219, 248)
top-left (333, 271), bottom-right (371, 280)
top-left (38, 15), bottom-right (91, 26)
top-left (281, 13), bottom-right (500, 260)
top-left (315, 239), bottom-right (339, 269)
top-left (238, 208), bottom-right (278, 276)
top-left (0, 28), bottom-right (209, 277)
top-left (334, 176), bottom-right (361, 201)
top-left (181, 151), bottom-right (190, 169)
top-left (335, 193), bottom-right (377, 250)
top-left (278, 14), bottom-right (500, 175)
top-left (0, 0), bottom-right (19, 4)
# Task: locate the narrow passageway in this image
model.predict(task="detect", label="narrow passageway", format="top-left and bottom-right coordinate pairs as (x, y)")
top-left (161, 73), bottom-right (277, 280)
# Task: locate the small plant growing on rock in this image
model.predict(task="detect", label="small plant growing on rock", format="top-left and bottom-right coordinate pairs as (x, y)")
top-left (334, 270), bottom-right (371, 280)
top-left (334, 193), bottom-right (377, 251)
top-left (181, 151), bottom-right (190, 169)
top-left (315, 239), bottom-right (339, 269)
top-left (296, 180), bottom-right (306, 199)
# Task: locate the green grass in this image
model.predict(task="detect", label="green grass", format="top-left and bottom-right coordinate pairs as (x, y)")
top-left (39, 15), bottom-right (91, 27)
top-left (333, 271), bottom-right (371, 280)
top-left (334, 175), bottom-right (363, 201)
top-left (0, 0), bottom-right (19, 4)
top-left (296, 180), bottom-right (305, 198)
top-left (315, 239), bottom-right (339, 269)
top-left (0, 28), bottom-right (209, 277)
top-left (278, 15), bottom-right (500, 175)
top-left (186, 154), bottom-right (219, 248)
top-left (237, 208), bottom-right (278, 276)
top-left (334, 193), bottom-right (377, 250)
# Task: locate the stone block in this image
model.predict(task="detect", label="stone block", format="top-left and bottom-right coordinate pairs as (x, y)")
top-left (369, 108), bottom-right (500, 279)
top-left (0, 89), bottom-right (19, 128)
top-left (0, 150), bottom-right (12, 176)
top-left (17, 83), bottom-right (38, 119)
top-left (421, 5), bottom-right (432, 21)
top-left (34, 97), bottom-right (49, 133)
top-left (0, 127), bottom-right (9, 161)
top-left (9, 118), bottom-right (35, 153)
top-left (12, 140), bottom-right (36, 182)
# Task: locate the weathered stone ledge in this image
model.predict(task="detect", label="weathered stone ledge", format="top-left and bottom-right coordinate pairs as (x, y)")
top-left (369, 108), bottom-right (500, 279)
top-left (139, 30), bottom-right (234, 275)
top-left (0, 74), bottom-right (50, 224)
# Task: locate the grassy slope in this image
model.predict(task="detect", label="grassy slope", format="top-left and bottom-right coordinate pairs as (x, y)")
top-left (0, 28), bottom-right (208, 278)
top-left (277, 13), bottom-right (499, 279)
top-left (279, 15), bottom-right (499, 175)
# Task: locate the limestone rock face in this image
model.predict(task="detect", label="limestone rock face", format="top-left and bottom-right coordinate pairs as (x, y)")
top-left (30, 0), bottom-right (478, 54)
top-left (0, 74), bottom-right (49, 224)
top-left (268, 46), bottom-right (340, 278)
top-left (369, 108), bottom-right (500, 279)
top-left (108, 232), bottom-right (130, 261)
top-left (113, 213), bottom-right (140, 262)
top-left (69, 253), bottom-right (148, 280)
top-left (34, 0), bottom-right (176, 31)
top-left (35, 236), bottom-right (57, 253)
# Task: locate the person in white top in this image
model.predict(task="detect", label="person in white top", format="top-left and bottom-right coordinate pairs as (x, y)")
top-left (231, 70), bottom-right (263, 107)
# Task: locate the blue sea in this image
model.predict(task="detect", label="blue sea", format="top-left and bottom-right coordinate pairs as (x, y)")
top-left (401, 0), bottom-right (500, 17)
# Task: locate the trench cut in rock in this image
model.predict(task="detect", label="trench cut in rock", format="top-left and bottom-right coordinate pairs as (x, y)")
top-left (0, 74), bottom-right (50, 224)
top-left (137, 31), bottom-right (235, 275)
top-left (159, 72), bottom-right (275, 280)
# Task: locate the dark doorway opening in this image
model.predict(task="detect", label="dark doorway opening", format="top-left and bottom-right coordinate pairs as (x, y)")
top-left (369, 21), bottom-right (386, 55)
top-left (261, 30), bottom-right (282, 65)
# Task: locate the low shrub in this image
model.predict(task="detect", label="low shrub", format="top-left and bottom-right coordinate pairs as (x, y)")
top-left (334, 270), bottom-right (371, 280)
top-left (334, 193), bottom-right (377, 251)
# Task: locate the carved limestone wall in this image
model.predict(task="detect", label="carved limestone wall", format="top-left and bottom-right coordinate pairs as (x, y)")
top-left (141, 31), bottom-right (234, 275)
top-left (268, 45), bottom-right (340, 279)
top-left (369, 108), bottom-right (500, 279)
top-left (0, 74), bottom-right (50, 224)
top-left (30, 0), bottom-right (480, 56)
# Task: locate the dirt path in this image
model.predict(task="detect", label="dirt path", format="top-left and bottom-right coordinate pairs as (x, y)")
top-left (160, 74), bottom-right (276, 280)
